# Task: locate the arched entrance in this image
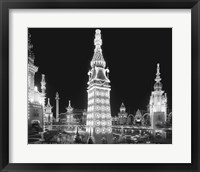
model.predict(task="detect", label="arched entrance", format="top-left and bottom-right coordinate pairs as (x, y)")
top-left (142, 113), bottom-right (150, 126)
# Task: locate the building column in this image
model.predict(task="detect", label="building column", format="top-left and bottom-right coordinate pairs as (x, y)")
top-left (55, 92), bottom-right (60, 122)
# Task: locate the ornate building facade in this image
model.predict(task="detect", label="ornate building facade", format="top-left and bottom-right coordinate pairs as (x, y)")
top-left (28, 33), bottom-right (46, 131)
top-left (86, 29), bottom-right (112, 143)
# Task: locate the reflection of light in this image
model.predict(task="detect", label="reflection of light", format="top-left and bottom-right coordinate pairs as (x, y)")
top-left (34, 86), bottom-right (38, 91)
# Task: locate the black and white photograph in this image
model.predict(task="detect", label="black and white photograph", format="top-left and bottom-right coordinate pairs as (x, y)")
top-left (28, 28), bottom-right (172, 144)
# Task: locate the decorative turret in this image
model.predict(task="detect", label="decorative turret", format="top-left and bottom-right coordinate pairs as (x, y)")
top-left (90, 29), bottom-right (106, 68)
top-left (41, 74), bottom-right (46, 94)
top-left (118, 102), bottom-right (128, 125)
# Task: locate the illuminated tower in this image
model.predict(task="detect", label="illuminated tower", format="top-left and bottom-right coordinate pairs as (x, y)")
top-left (149, 64), bottom-right (167, 133)
top-left (55, 92), bottom-right (60, 122)
top-left (86, 29), bottom-right (112, 144)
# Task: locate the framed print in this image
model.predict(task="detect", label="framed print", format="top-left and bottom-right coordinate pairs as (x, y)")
top-left (0, 0), bottom-right (200, 171)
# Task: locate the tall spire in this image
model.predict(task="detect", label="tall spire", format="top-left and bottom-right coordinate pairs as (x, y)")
top-left (154, 63), bottom-right (163, 91)
top-left (90, 29), bottom-right (106, 68)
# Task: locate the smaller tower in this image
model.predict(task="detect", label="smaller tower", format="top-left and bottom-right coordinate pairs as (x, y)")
top-left (118, 102), bottom-right (128, 125)
top-left (55, 92), bottom-right (60, 122)
top-left (66, 100), bottom-right (74, 124)
top-left (44, 98), bottom-right (53, 130)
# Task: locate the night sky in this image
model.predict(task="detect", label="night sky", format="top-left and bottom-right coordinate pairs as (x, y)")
top-left (29, 28), bottom-right (172, 117)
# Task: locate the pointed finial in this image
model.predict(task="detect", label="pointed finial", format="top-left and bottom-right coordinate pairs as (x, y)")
top-left (94, 29), bottom-right (102, 52)
top-left (155, 63), bottom-right (161, 83)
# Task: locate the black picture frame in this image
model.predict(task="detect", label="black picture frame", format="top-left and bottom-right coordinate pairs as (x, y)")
top-left (0, 0), bottom-right (199, 171)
